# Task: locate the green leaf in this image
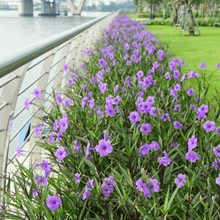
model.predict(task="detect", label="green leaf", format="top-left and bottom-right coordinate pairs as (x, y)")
top-left (164, 186), bottom-right (180, 217)
top-left (136, 206), bottom-right (156, 219)
top-left (117, 162), bottom-right (133, 187)
top-left (163, 187), bottom-right (170, 213)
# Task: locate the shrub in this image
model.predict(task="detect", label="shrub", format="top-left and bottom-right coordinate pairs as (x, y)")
top-left (1, 14), bottom-right (220, 220)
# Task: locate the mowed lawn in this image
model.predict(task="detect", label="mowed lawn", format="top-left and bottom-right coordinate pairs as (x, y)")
top-left (146, 25), bottom-right (220, 100)
top-left (137, 24), bottom-right (220, 121)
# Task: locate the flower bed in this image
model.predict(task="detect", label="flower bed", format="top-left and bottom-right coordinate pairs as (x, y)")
top-left (1, 14), bottom-right (220, 219)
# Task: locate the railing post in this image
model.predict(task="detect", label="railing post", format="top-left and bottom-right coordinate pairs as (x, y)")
top-left (29, 47), bottom-right (58, 165)
top-left (0, 62), bottom-right (32, 204)
top-left (52, 40), bottom-right (73, 94)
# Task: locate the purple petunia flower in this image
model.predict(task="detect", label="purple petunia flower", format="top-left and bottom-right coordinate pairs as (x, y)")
top-left (216, 174), bottom-right (220, 186)
top-left (136, 178), bottom-right (159, 198)
top-left (95, 139), bottom-right (113, 157)
top-left (151, 141), bottom-right (160, 151)
top-left (35, 126), bottom-right (41, 136)
top-left (24, 98), bottom-right (30, 110)
top-left (101, 176), bottom-right (115, 197)
top-left (157, 151), bottom-right (171, 166)
top-left (64, 98), bottom-right (72, 109)
top-left (67, 77), bottom-right (74, 85)
top-left (188, 135), bottom-right (197, 151)
top-left (54, 146), bottom-right (67, 161)
top-left (105, 104), bottom-right (115, 117)
top-left (75, 173), bottom-right (81, 184)
top-left (140, 123), bottom-right (152, 134)
top-left (185, 151), bottom-right (200, 162)
top-left (174, 174), bottom-right (186, 188)
top-left (186, 88), bottom-right (195, 97)
top-left (63, 64), bottom-right (69, 72)
top-left (129, 111), bottom-right (140, 123)
top-left (139, 143), bottom-right (152, 157)
top-left (215, 127), bottom-right (220, 135)
top-left (46, 195), bottom-right (62, 211)
top-left (16, 147), bottom-right (23, 157)
top-left (173, 121), bottom-right (182, 129)
top-left (213, 145), bottom-right (220, 157)
top-left (29, 185), bottom-right (37, 197)
top-left (203, 121), bottom-right (215, 133)
top-left (33, 88), bottom-right (41, 99)
top-left (213, 158), bottom-right (220, 170)
top-left (55, 92), bottom-right (63, 104)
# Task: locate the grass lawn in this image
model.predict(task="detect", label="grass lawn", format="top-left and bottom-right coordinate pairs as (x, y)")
top-left (136, 24), bottom-right (220, 122)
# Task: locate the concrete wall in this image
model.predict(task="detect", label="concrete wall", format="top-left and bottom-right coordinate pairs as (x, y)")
top-left (18, 0), bottom-right (33, 17)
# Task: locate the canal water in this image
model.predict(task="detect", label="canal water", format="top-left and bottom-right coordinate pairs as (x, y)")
top-left (0, 10), bottom-right (111, 158)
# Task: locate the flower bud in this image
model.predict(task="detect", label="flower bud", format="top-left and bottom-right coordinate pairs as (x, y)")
top-left (200, 195), bottom-right (204, 204)
top-left (141, 168), bottom-right (146, 178)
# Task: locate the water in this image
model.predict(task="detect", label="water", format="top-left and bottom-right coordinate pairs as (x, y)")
top-left (0, 10), bottom-right (111, 158)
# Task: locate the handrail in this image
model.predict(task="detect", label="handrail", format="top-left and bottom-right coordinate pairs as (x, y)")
top-left (0, 12), bottom-right (113, 78)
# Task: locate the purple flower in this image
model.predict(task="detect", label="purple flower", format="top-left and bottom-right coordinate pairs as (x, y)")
top-left (49, 132), bottom-right (54, 144)
top-left (174, 174), bottom-right (186, 188)
top-left (185, 151), bottom-right (200, 162)
top-left (140, 123), bottom-right (152, 134)
top-left (46, 195), bottom-right (62, 211)
top-left (186, 88), bottom-right (195, 97)
top-left (59, 118), bottom-right (68, 133)
top-left (129, 111), bottom-right (140, 123)
top-left (216, 174), bottom-right (220, 186)
top-left (136, 178), bottom-right (159, 198)
top-left (95, 139), bottom-right (113, 157)
top-left (56, 92), bottom-right (62, 104)
top-left (35, 126), bottom-right (41, 136)
top-left (34, 175), bottom-right (48, 186)
top-left (213, 158), bottom-right (220, 170)
top-left (67, 77), bottom-right (74, 85)
top-left (100, 83), bottom-right (107, 94)
top-left (173, 70), bottom-right (180, 80)
top-left (213, 145), bottom-right (220, 157)
top-left (151, 141), bottom-right (160, 151)
top-left (113, 84), bottom-right (118, 93)
top-left (24, 98), bottom-right (30, 110)
top-left (16, 147), bottom-right (23, 157)
top-left (173, 121), bottom-right (182, 129)
top-left (40, 160), bottom-right (50, 172)
top-left (137, 70), bottom-right (144, 78)
top-left (203, 121), bottom-right (215, 133)
top-left (215, 127), bottom-right (220, 135)
top-left (29, 185), bottom-right (37, 197)
top-left (33, 88), bottom-right (41, 99)
top-left (75, 173), bottom-right (81, 184)
top-left (64, 98), bottom-right (72, 109)
top-left (139, 143), bottom-right (152, 157)
top-left (188, 135), bottom-right (197, 151)
top-left (157, 151), bottom-right (171, 166)
top-left (105, 104), bottom-right (115, 117)
top-left (174, 84), bottom-right (181, 91)
top-left (101, 176), bottom-right (115, 197)
top-left (189, 104), bottom-right (195, 111)
top-left (63, 64), bottom-right (69, 72)
top-left (103, 130), bottom-right (111, 140)
top-left (199, 62), bottom-right (206, 70)
top-left (54, 146), bottom-right (67, 161)
top-left (216, 63), bottom-right (220, 69)
top-left (53, 120), bottom-right (59, 131)
top-left (85, 142), bottom-right (95, 158)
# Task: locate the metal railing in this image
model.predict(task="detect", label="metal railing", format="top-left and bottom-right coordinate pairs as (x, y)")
top-left (0, 11), bottom-right (120, 207)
